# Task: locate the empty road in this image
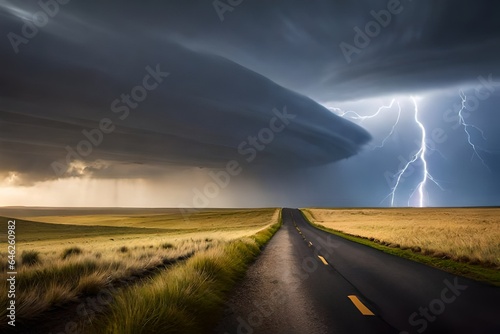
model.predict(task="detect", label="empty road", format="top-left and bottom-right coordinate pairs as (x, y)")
top-left (216, 208), bottom-right (500, 334)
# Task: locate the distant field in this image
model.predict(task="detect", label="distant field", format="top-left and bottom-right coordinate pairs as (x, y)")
top-left (0, 208), bottom-right (275, 253)
top-left (0, 208), bottom-right (280, 332)
top-left (302, 208), bottom-right (500, 268)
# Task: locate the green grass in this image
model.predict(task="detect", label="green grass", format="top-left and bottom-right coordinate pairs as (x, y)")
top-left (300, 210), bottom-right (500, 287)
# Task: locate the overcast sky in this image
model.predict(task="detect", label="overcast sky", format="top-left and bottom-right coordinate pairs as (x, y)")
top-left (1, 0), bottom-right (499, 207)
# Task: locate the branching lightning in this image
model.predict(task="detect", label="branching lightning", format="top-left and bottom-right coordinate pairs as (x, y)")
top-left (386, 98), bottom-right (442, 207)
top-left (329, 99), bottom-right (402, 149)
top-left (328, 89), bottom-right (492, 207)
top-left (457, 90), bottom-right (490, 170)
top-left (329, 96), bottom-right (450, 207)
top-left (329, 99), bottom-right (395, 121)
top-left (373, 101), bottom-right (401, 149)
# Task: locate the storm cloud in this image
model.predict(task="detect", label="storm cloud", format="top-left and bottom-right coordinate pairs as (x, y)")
top-left (0, 2), bottom-right (372, 184)
top-left (1, 0), bottom-right (499, 207)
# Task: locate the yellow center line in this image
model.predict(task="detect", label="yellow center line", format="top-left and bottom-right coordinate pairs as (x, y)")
top-left (347, 295), bottom-right (375, 316)
top-left (317, 255), bottom-right (328, 265)
top-left (308, 241), bottom-right (313, 247)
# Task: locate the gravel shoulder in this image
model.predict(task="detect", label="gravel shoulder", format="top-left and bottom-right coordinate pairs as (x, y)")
top-left (215, 222), bottom-right (328, 334)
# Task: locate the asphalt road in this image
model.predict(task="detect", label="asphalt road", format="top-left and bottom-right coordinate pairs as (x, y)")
top-left (216, 208), bottom-right (500, 334)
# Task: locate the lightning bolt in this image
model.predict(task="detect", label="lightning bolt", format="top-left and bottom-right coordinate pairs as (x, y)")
top-left (329, 99), bottom-right (395, 121)
top-left (385, 97), bottom-right (442, 207)
top-left (457, 90), bottom-right (490, 170)
top-left (329, 99), bottom-right (402, 149)
top-left (329, 97), bottom-right (446, 207)
top-left (412, 97), bottom-right (430, 207)
top-left (373, 101), bottom-right (401, 149)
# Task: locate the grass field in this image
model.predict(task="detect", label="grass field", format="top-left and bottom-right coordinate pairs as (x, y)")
top-left (302, 208), bottom-right (500, 285)
top-left (0, 208), bottom-right (281, 332)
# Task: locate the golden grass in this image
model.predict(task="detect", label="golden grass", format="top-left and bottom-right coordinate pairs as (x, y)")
top-left (93, 222), bottom-right (282, 334)
top-left (20, 208), bottom-right (271, 230)
top-left (0, 208), bottom-right (280, 329)
top-left (0, 240), bottom-right (208, 321)
top-left (303, 208), bottom-right (500, 268)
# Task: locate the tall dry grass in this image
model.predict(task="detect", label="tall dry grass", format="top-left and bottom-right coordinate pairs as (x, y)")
top-left (0, 239), bottom-right (215, 323)
top-left (303, 208), bottom-right (500, 268)
top-left (0, 208), bottom-right (281, 330)
top-left (93, 222), bottom-right (281, 334)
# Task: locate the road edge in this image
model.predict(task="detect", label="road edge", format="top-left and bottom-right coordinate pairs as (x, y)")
top-left (299, 209), bottom-right (500, 287)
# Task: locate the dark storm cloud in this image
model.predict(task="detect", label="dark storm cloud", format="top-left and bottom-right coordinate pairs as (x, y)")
top-left (0, 1), bottom-right (372, 183)
top-left (149, 0), bottom-right (500, 101)
top-left (1, 0), bottom-right (499, 206)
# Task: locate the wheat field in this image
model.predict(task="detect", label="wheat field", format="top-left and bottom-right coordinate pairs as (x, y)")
top-left (302, 208), bottom-right (500, 268)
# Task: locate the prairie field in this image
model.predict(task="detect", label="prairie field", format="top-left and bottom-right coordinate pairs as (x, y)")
top-left (0, 208), bottom-right (281, 333)
top-left (302, 208), bottom-right (500, 268)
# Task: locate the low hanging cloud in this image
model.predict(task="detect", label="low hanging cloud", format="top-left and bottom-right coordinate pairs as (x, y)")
top-left (0, 23), bottom-right (370, 185)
